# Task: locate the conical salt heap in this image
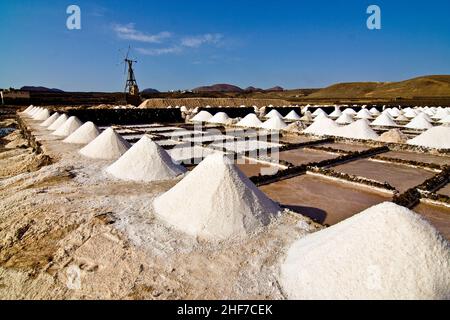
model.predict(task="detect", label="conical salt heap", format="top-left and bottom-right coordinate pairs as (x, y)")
top-left (335, 113), bottom-right (354, 124)
top-left (329, 108), bottom-right (342, 118)
top-left (22, 105), bottom-right (33, 114)
top-left (371, 113), bottom-right (397, 127)
top-left (405, 114), bottom-right (433, 130)
top-left (284, 110), bottom-right (301, 121)
top-left (29, 107), bottom-right (41, 117)
top-left (106, 135), bottom-right (186, 182)
top-left (79, 127), bottom-right (131, 160)
top-left (236, 113), bottom-right (262, 127)
top-left (356, 108), bottom-right (372, 119)
top-left (207, 112), bottom-right (230, 124)
top-left (34, 109), bottom-right (50, 121)
top-left (48, 114), bottom-right (68, 131)
top-left (191, 110), bottom-right (213, 122)
top-left (266, 109), bottom-right (283, 119)
top-left (300, 111), bottom-right (313, 121)
top-left (41, 112), bottom-right (60, 127)
top-left (408, 126), bottom-right (450, 149)
top-left (260, 116), bottom-right (288, 130)
top-left (280, 202), bottom-right (450, 300)
top-left (153, 154), bottom-right (280, 240)
top-left (64, 121), bottom-right (100, 144)
top-left (53, 116), bottom-right (83, 137)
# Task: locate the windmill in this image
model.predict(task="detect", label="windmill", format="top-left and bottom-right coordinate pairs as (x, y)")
top-left (122, 46), bottom-right (139, 96)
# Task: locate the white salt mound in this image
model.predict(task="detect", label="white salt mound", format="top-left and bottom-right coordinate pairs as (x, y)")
top-left (34, 109), bottom-right (50, 121)
top-left (29, 107), bottom-right (41, 117)
top-left (404, 109), bottom-right (418, 118)
top-left (336, 113), bottom-right (354, 124)
top-left (329, 108), bottom-right (342, 118)
top-left (52, 116), bottom-right (83, 137)
top-left (260, 117), bottom-right (288, 130)
top-left (304, 118), bottom-right (340, 136)
top-left (284, 110), bottom-right (301, 120)
top-left (207, 112), bottom-right (230, 124)
top-left (300, 111), bottom-right (313, 122)
top-left (153, 154), bottom-right (280, 240)
top-left (106, 135), bottom-right (186, 182)
top-left (408, 126), bottom-right (450, 149)
top-left (439, 115), bottom-right (450, 124)
top-left (79, 127), bottom-right (131, 160)
top-left (280, 202), bottom-right (450, 300)
top-left (47, 114), bottom-right (68, 131)
top-left (266, 109), bottom-right (283, 119)
top-left (378, 129), bottom-right (408, 143)
top-left (63, 121), bottom-right (100, 144)
top-left (395, 114), bottom-right (408, 121)
top-left (23, 106), bottom-right (33, 114)
top-left (356, 109), bottom-right (372, 119)
top-left (343, 108), bottom-right (357, 115)
top-left (41, 112), bottom-right (60, 127)
top-left (371, 113), bottom-right (397, 127)
top-left (312, 108), bottom-right (326, 117)
top-left (405, 116), bottom-right (433, 130)
top-left (236, 113), bottom-right (262, 127)
top-left (369, 107), bottom-right (381, 116)
top-left (339, 119), bottom-right (379, 140)
top-left (191, 110), bottom-right (213, 122)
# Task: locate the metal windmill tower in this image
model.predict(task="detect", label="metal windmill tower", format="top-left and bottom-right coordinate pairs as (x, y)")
top-left (123, 47), bottom-right (139, 96)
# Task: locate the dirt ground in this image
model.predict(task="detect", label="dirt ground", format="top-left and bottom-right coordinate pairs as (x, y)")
top-left (0, 116), bottom-right (321, 300)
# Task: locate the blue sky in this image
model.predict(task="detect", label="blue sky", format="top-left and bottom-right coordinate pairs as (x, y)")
top-left (1, 0), bottom-right (450, 92)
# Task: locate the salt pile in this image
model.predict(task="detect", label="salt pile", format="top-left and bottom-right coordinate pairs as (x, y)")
top-left (106, 135), bottom-right (186, 182)
top-left (339, 119), bottom-right (379, 140)
top-left (63, 121), bottom-right (100, 144)
top-left (369, 107), bottom-right (381, 116)
top-left (266, 109), bottom-right (283, 119)
top-left (371, 113), bottom-right (397, 127)
top-left (335, 113), bottom-right (354, 124)
top-left (280, 202), bottom-right (450, 300)
top-left (52, 116), bottom-right (83, 137)
top-left (33, 109), bottom-right (50, 121)
top-left (153, 154), bottom-right (280, 240)
top-left (312, 108), bottom-right (327, 117)
top-left (260, 117), bottom-right (288, 130)
top-left (236, 113), bottom-right (262, 127)
top-left (207, 112), bottom-right (230, 124)
top-left (356, 109), bottom-right (372, 119)
top-left (22, 105), bottom-right (33, 114)
top-left (343, 108), bottom-right (357, 116)
top-left (41, 112), bottom-right (60, 127)
top-left (439, 115), bottom-right (450, 124)
top-left (329, 108), bottom-right (342, 118)
top-left (47, 114), bottom-right (68, 131)
top-left (29, 107), bottom-right (41, 117)
top-left (313, 112), bottom-right (329, 121)
top-left (433, 109), bottom-right (449, 120)
top-left (405, 115), bottom-right (433, 130)
top-left (303, 117), bottom-right (340, 136)
top-left (408, 126), bottom-right (450, 149)
top-left (191, 110), bottom-right (213, 122)
top-left (79, 127), bottom-right (131, 160)
top-left (300, 111), bottom-right (313, 122)
top-left (404, 109), bottom-right (418, 118)
top-left (284, 110), bottom-right (301, 120)
top-left (378, 129), bottom-right (408, 143)
top-left (395, 114), bottom-right (408, 121)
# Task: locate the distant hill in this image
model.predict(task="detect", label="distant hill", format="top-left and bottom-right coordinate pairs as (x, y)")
top-left (193, 84), bottom-right (244, 93)
top-left (20, 86), bottom-right (64, 93)
top-left (307, 75), bottom-right (450, 99)
top-left (141, 88), bottom-right (160, 94)
top-left (266, 86), bottom-right (284, 92)
top-left (245, 86), bottom-right (263, 92)
top-left (192, 84), bottom-right (286, 93)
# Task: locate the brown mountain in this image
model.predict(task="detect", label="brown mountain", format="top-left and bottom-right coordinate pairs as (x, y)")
top-left (192, 84), bottom-right (244, 93)
top-left (266, 86), bottom-right (284, 92)
top-left (307, 75), bottom-right (450, 99)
